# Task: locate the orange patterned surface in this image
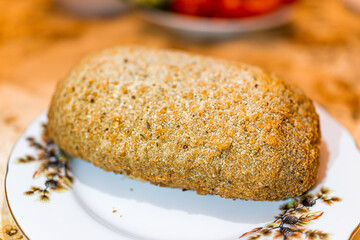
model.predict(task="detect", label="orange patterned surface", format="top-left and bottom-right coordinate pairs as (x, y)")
top-left (1, 0), bottom-right (360, 239)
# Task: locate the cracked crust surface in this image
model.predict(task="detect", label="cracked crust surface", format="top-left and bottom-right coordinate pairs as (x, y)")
top-left (47, 46), bottom-right (320, 201)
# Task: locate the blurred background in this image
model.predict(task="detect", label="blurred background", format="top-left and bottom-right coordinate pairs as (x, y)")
top-left (1, 0), bottom-right (360, 239)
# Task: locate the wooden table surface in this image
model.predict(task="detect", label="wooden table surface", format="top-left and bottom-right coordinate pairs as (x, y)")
top-left (1, 0), bottom-right (360, 239)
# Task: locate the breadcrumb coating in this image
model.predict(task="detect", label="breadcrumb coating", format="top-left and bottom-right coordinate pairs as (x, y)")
top-left (47, 46), bottom-right (320, 201)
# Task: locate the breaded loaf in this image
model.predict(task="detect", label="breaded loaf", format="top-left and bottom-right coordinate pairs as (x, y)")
top-left (47, 46), bottom-right (320, 201)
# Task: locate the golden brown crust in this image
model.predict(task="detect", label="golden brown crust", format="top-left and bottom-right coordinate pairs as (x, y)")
top-left (47, 46), bottom-right (320, 201)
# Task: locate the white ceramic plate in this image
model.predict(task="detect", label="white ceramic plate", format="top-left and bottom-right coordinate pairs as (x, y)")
top-left (5, 106), bottom-right (360, 240)
top-left (136, 5), bottom-right (294, 38)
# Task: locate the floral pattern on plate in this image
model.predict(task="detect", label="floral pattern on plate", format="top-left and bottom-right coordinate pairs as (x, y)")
top-left (16, 124), bottom-right (73, 201)
top-left (240, 188), bottom-right (341, 239)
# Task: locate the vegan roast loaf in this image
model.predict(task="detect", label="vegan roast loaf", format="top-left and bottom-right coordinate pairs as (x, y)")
top-left (47, 46), bottom-right (320, 201)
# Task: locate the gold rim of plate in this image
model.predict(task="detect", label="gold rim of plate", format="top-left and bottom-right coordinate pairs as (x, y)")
top-left (350, 224), bottom-right (360, 240)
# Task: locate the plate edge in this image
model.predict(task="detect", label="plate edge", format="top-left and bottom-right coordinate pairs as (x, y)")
top-left (3, 111), bottom-right (48, 240)
top-left (4, 144), bottom-right (31, 240)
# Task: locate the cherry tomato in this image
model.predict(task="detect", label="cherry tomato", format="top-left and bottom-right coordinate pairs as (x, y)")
top-left (216, 0), bottom-right (248, 18)
top-left (282, 0), bottom-right (298, 3)
top-left (170, 0), bottom-right (294, 18)
top-left (171, 0), bottom-right (218, 17)
top-left (242, 0), bottom-right (282, 16)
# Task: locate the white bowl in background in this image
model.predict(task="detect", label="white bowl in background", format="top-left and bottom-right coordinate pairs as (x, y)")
top-left (54, 0), bottom-right (129, 17)
top-left (136, 5), bottom-right (294, 39)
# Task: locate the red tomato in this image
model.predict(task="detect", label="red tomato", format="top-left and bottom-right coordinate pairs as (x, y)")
top-left (170, 0), bottom-right (292, 18)
top-left (216, 0), bottom-right (248, 18)
top-left (242, 0), bottom-right (282, 15)
top-left (282, 0), bottom-right (298, 3)
top-left (170, 0), bottom-right (218, 17)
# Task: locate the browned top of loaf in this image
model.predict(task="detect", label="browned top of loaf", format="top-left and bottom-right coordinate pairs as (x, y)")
top-left (47, 46), bottom-right (320, 201)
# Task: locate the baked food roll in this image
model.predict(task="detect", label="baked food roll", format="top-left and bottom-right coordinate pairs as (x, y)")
top-left (47, 46), bottom-right (320, 201)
